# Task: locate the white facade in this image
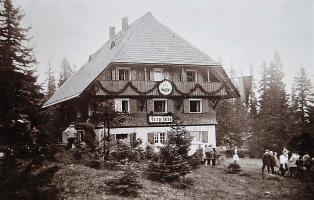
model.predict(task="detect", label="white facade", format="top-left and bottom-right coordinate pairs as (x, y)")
top-left (97, 125), bottom-right (217, 155)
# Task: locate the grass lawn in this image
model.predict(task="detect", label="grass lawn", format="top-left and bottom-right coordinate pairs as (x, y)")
top-left (50, 150), bottom-right (314, 200)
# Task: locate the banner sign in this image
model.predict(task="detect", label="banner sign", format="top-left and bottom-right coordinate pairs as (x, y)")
top-left (147, 112), bottom-right (174, 124)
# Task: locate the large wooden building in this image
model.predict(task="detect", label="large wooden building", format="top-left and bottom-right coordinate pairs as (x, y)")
top-left (44, 12), bottom-right (239, 153)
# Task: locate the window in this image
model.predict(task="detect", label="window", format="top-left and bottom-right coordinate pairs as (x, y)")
top-left (154, 132), bottom-right (166, 144)
top-left (190, 131), bottom-right (202, 142)
top-left (116, 134), bottom-right (128, 140)
top-left (186, 70), bottom-right (197, 82)
top-left (114, 99), bottom-right (130, 113)
top-left (153, 99), bottom-right (167, 113)
top-left (118, 68), bottom-right (130, 80)
top-left (189, 99), bottom-right (202, 113)
top-left (154, 68), bottom-right (164, 81)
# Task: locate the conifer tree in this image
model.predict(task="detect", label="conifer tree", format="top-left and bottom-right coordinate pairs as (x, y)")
top-left (291, 67), bottom-right (313, 133)
top-left (255, 52), bottom-right (291, 152)
top-left (45, 65), bottom-right (56, 99)
top-left (146, 126), bottom-right (192, 182)
top-left (58, 57), bottom-right (74, 87)
top-left (0, 0), bottom-right (43, 144)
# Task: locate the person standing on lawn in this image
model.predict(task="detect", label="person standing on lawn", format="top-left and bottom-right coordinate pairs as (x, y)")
top-left (289, 152), bottom-right (300, 177)
top-left (212, 147), bottom-right (217, 167)
top-left (204, 144), bottom-right (214, 167)
top-left (269, 151), bottom-right (277, 174)
top-left (273, 152), bottom-right (280, 174)
top-left (63, 122), bottom-right (77, 150)
top-left (262, 149), bottom-right (271, 174)
top-left (279, 150), bottom-right (289, 176)
top-left (302, 153), bottom-right (311, 171)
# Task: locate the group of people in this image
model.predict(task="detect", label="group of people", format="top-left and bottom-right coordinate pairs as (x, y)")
top-left (262, 148), bottom-right (314, 177)
top-left (204, 144), bottom-right (219, 167)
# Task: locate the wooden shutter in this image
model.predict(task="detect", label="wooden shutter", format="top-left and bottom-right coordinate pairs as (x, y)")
top-left (111, 68), bottom-right (115, 80)
top-left (185, 131), bottom-right (190, 138)
top-left (148, 132), bottom-right (155, 144)
top-left (150, 70), bottom-right (154, 81)
top-left (181, 68), bottom-right (187, 81)
top-left (114, 99), bottom-right (122, 112)
top-left (201, 131), bottom-right (208, 143)
top-left (129, 132), bottom-right (135, 143)
top-left (183, 99), bottom-right (189, 113)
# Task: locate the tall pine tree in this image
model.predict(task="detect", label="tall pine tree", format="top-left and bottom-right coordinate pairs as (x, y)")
top-left (255, 52), bottom-right (291, 153)
top-left (45, 64), bottom-right (56, 100)
top-left (0, 0), bottom-right (43, 144)
top-left (291, 67), bottom-right (313, 133)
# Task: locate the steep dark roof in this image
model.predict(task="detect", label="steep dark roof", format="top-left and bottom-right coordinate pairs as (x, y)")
top-left (44, 12), bottom-right (228, 107)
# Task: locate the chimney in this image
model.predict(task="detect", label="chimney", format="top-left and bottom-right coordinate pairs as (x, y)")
top-left (122, 17), bottom-right (128, 32)
top-left (109, 26), bottom-right (115, 40)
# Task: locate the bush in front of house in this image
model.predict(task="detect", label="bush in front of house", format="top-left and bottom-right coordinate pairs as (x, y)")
top-left (106, 167), bottom-right (142, 197)
top-left (225, 162), bottom-right (242, 174)
top-left (188, 146), bottom-right (204, 169)
top-left (110, 139), bottom-right (144, 162)
top-left (146, 126), bottom-right (192, 182)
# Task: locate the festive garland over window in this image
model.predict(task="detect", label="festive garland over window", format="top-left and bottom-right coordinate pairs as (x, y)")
top-left (95, 80), bottom-right (225, 96)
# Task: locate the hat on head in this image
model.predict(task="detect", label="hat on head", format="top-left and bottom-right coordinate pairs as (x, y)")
top-left (265, 149), bottom-right (269, 152)
top-left (269, 151), bottom-right (273, 155)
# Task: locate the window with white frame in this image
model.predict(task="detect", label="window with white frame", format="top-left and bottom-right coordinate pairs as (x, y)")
top-left (190, 131), bottom-right (202, 142)
top-left (114, 98), bottom-right (130, 113)
top-left (154, 68), bottom-right (164, 81)
top-left (189, 99), bottom-right (202, 113)
top-left (118, 68), bottom-right (130, 80)
top-left (186, 70), bottom-right (197, 82)
top-left (154, 132), bottom-right (166, 144)
top-left (153, 99), bottom-right (167, 113)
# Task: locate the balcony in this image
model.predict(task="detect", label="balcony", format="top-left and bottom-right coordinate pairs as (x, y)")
top-left (95, 80), bottom-right (227, 97)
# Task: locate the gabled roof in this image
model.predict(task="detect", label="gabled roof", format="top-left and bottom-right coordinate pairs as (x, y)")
top-left (43, 12), bottom-right (224, 108)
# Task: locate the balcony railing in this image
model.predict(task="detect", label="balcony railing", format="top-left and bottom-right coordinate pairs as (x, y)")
top-left (95, 80), bottom-right (227, 97)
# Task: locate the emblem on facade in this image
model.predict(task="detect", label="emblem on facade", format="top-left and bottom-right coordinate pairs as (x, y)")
top-left (158, 80), bottom-right (173, 96)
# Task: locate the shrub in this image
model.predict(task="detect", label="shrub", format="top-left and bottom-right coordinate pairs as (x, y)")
top-left (225, 162), bottom-right (242, 174)
top-left (87, 160), bottom-right (102, 170)
top-left (0, 165), bottom-right (60, 200)
top-left (72, 150), bottom-right (82, 160)
top-left (110, 139), bottom-right (144, 162)
top-left (188, 147), bottom-right (203, 169)
top-left (106, 168), bottom-right (142, 197)
top-left (146, 126), bottom-right (192, 182)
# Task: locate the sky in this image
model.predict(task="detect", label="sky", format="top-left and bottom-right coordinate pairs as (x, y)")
top-left (14, 0), bottom-right (314, 90)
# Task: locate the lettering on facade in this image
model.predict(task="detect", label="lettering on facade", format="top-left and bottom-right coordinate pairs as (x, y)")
top-left (147, 112), bottom-right (174, 124)
top-left (158, 80), bottom-right (173, 96)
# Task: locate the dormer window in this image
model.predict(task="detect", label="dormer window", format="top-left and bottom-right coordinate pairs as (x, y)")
top-left (186, 70), bottom-right (197, 82)
top-left (118, 67), bottom-right (130, 80)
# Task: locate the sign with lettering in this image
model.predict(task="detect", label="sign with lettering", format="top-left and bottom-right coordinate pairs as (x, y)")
top-left (148, 115), bottom-right (173, 123)
top-left (158, 80), bottom-right (173, 96)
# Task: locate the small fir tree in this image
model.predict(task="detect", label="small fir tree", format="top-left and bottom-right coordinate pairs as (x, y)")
top-left (146, 126), bottom-right (192, 182)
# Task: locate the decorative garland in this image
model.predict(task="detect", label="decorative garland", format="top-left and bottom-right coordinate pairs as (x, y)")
top-left (96, 80), bottom-right (225, 97)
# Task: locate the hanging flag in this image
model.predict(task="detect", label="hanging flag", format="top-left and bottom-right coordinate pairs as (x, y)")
top-left (238, 76), bottom-right (253, 104)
